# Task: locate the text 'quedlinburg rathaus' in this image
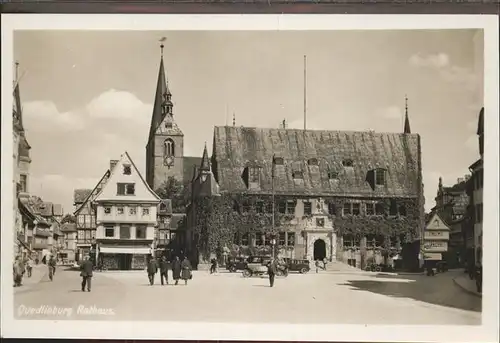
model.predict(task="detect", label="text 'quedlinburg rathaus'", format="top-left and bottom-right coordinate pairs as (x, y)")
top-left (145, 47), bottom-right (425, 271)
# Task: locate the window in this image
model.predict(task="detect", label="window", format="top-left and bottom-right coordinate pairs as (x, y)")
top-left (398, 205), bottom-right (407, 216)
top-left (352, 203), bottom-right (361, 216)
top-left (160, 203), bottom-right (167, 211)
top-left (20, 174), bottom-right (27, 192)
top-left (129, 207), bottom-right (137, 215)
top-left (365, 203), bottom-right (375, 215)
top-left (142, 208), bottom-right (150, 216)
top-left (273, 157), bottom-right (284, 165)
top-left (241, 201), bottom-right (250, 213)
top-left (367, 235), bottom-right (384, 248)
top-left (389, 200), bottom-right (398, 216)
top-left (286, 201), bottom-right (295, 215)
top-left (327, 202), bottom-right (337, 215)
top-left (343, 203), bottom-right (352, 216)
top-left (117, 183), bottom-right (135, 195)
top-left (328, 171), bottom-right (338, 180)
top-left (90, 215), bottom-right (96, 228)
top-left (265, 202), bottom-right (273, 214)
top-left (343, 235), bottom-right (360, 248)
top-left (78, 215), bottom-right (85, 226)
top-left (287, 232), bottom-right (295, 246)
top-left (104, 226), bottom-right (114, 238)
top-left (123, 164), bottom-right (132, 175)
top-left (255, 232), bottom-right (264, 246)
top-left (241, 233), bottom-right (249, 246)
top-left (249, 167), bottom-right (260, 183)
top-left (233, 232), bottom-right (240, 245)
top-left (164, 139), bottom-right (175, 156)
top-left (303, 202), bottom-right (312, 215)
top-left (278, 201), bottom-right (286, 214)
top-left (375, 169), bottom-right (386, 186)
top-left (120, 225), bottom-right (131, 239)
top-left (375, 202), bottom-right (385, 215)
top-left (307, 158), bottom-right (318, 166)
top-left (256, 201), bottom-right (264, 213)
top-left (342, 159), bottom-right (354, 167)
top-left (316, 218), bottom-right (325, 227)
top-left (136, 225), bottom-right (147, 239)
top-left (292, 171), bottom-right (304, 179)
top-left (279, 232), bottom-right (286, 246)
top-left (117, 207), bottom-right (124, 215)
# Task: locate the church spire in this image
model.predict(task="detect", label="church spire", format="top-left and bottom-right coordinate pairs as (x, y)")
top-left (200, 143), bottom-right (210, 171)
top-left (148, 38), bottom-right (169, 139)
top-left (404, 94), bottom-right (411, 134)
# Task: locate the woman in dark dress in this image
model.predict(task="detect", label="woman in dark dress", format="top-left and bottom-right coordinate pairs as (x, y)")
top-left (172, 256), bottom-right (181, 285)
top-left (181, 257), bottom-right (192, 285)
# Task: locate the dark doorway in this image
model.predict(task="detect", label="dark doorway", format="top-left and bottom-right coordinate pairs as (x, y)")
top-left (313, 239), bottom-right (326, 261)
top-left (117, 254), bottom-right (132, 270)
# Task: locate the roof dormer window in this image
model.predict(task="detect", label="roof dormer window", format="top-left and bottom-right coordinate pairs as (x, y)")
top-left (374, 168), bottom-right (387, 186)
top-left (307, 158), bottom-right (318, 166)
top-left (292, 171), bottom-right (304, 179)
top-left (273, 157), bottom-right (284, 165)
top-left (342, 159), bottom-right (354, 167)
top-left (123, 164), bottom-right (131, 175)
top-left (328, 171), bottom-right (339, 180)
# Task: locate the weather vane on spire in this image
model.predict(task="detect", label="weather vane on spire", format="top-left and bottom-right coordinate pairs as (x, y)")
top-left (159, 37), bottom-right (167, 57)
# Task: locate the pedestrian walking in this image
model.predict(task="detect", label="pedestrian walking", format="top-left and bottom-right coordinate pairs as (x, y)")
top-left (80, 255), bottom-right (93, 292)
top-left (48, 255), bottom-right (57, 281)
top-left (172, 256), bottom-right (181, 285)
top-left (323, 257), bottom-right (328, 270)
top-left (159, 256), bottom-right (169, 285)
top-left (315, 260), bottom-right (320, 273)
top-left (181, 257), bottom-right (192, 285)
top-left (13, 256), bottom-right (25, 287)
top-left (147, 256), bottom-right (158, 286)
top-left (26, 257), bottom-right (33, 278)
top-left (210, 258), bottom-right (217, 274)
top-left (267, 259), bottom-right (277, 287)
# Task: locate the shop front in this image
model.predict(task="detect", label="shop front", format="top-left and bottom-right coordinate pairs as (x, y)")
top-left (98, 244), bottom-right (152, 270)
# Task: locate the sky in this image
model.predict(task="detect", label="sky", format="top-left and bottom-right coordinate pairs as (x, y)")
top-left (13, 30), bottom-right (484, 214)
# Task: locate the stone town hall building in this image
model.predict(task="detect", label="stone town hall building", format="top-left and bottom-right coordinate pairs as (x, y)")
top-left (187, 119), bottom-right (425, 269)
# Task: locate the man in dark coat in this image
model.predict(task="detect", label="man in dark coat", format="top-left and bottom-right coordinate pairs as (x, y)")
top-left (181, 257), bottom-right (192, 285)
top-left (13, 256), bottom-right (25, 287)
top-left (147, 257), bottom-right (158, 286)
top-left (172, 256), bottom-right (181, 285)
top-left (267, 259), bottom-right (277, 287)
top-left (48, 255), bottom-right (57, 281)
top-left (80, 256), bottom-right (93, 292)
top-left (159, 256), bottom-right (169, 285)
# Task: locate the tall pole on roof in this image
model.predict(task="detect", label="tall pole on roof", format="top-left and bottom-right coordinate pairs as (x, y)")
top-left (303, 55), bottom-right (307, 131)
top-left (160, 37), bottom-right (166, 58)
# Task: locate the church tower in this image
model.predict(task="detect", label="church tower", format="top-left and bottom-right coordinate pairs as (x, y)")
top-left (146, 41), bottom-right (184, 192)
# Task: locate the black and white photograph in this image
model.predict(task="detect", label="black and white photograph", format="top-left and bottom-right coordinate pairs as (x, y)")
top-left (1, 14), bottom-right (498, 343)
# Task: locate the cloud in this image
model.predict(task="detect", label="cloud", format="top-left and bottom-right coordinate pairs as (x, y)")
top-left (409, 53), bottom-right (478, 91)
top-left (23, 101), bottom-right (85, 132)
top-left (409, 53), bottom-right (450, 68)
top-left (24, 90), bottom-right (154, 213)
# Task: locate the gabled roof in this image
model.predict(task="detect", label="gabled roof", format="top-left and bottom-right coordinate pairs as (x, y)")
top-left (212, 126), bottom-right (422, 197)
top-left (74, 170), bottom-right (111, 215)
top-left (425, 211), bottom-right (451, 231)
top-left (61, 223), bottom-right (77, 232)
top-left (94, 151), bottom-right (160, 202)
top-left (74, 189), bottom-right (93, 205)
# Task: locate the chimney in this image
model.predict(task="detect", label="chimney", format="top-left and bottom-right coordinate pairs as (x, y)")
top-left (110, 160), bottom-right (119, 170)
top-left (457, 177), bottom-right (464, 184)
top-left (464, 174), bottom-right (471, 181)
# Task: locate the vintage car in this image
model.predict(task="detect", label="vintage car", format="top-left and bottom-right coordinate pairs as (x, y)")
top-left (226, 257), bottom-right (248, 272)
top-left (283, 258), bottom-right (311, 274)
top-left (242, 256), bottom-right (271, 277)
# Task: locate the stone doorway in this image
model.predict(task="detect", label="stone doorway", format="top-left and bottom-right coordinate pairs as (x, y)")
top-left (313, 239), bottom-right (327, 261)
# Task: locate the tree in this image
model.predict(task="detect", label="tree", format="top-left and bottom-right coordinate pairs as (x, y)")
top-left (61, 214), bottom-right (76, 224)
top-left (155, 176), bottom-right (188, 213)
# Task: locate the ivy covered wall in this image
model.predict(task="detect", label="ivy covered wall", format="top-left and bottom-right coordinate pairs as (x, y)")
top-left (189, 193), bottom-right (421, 264)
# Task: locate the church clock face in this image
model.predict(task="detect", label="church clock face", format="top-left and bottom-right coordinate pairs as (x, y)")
top-left (164, 156), bottom-right (174, 167)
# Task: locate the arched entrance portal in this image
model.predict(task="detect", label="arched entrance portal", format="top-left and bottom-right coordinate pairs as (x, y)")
top-left (313, 239), bottom-right (327, 261)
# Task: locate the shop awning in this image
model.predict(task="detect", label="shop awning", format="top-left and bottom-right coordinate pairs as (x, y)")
top-left (99, 246), bottom-right (151, 254)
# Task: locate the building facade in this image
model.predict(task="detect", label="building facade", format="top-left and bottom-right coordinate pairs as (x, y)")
top-left (422, 212), bottom-right (450, 264)
top-left (94, 152), bottom-right (160, 270)
top-left (468, 107), bottom-right (484, 266)
top-left (73, 170), bottom-right (111, 262)
top-left (188, 119), bottom-right (425, 270)
top-left (60, 223), bottom-right (78, 263)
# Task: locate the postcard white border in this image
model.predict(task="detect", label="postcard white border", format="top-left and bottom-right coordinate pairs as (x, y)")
top-left (1, 14), bottom-right (498, 343)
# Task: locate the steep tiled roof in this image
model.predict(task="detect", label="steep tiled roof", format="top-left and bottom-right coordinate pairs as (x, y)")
top-left (212, 126), bottom-right (422, 197)
top-left (443, 181), bottom-right (468, 193)
top-left (74, 189), bottom-right (93, 205)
